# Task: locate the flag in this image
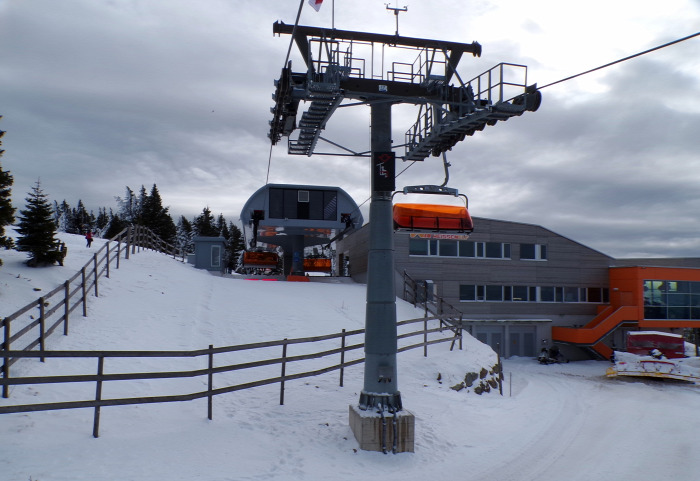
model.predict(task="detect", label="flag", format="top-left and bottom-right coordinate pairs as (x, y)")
top-left (308, 0), bottom-right (323, 12)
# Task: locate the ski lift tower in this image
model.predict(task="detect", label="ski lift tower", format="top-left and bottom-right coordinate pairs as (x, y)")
top-left (269, 20), bottom-right (541, 453)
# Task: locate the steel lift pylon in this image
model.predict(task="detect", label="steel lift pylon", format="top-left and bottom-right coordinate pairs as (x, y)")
top-left (269, 21), bottom-right (541, 452)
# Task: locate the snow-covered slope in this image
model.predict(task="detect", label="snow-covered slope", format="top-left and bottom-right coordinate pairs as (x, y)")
top-left (1, 232), bottom-right (699, 481)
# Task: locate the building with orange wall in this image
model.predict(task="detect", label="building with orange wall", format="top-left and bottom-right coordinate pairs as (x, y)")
top-left (337, 217), bottom-right (700, 360)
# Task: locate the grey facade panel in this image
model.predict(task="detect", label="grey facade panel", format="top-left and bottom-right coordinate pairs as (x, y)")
top-left (336, 216), bottom-right (613, 337)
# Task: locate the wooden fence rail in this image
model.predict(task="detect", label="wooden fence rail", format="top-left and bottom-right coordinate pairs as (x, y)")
top-left (1, 225), bottom-right (183, 397)
top-left (0, 316), bottom-right (459, 437)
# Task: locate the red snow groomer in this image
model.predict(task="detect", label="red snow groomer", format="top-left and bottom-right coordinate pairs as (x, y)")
top-left (607, 331), bottom-right (700, 384)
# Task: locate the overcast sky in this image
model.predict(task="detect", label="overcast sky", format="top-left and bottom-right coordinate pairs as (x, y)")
top-left (1, 0), bottom-right (699, 258)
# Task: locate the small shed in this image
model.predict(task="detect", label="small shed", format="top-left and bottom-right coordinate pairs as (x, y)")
top-left (191, 236), bottom-right (226, 271)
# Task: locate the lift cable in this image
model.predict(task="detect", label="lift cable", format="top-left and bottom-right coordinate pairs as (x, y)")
top-left (266, 11), bottom-right (699, 202)
top-left (538, 30), bottom-right (700, 91)
top-left (391, 31), bottom-right (700, 191)
top-left (265, 142), bottom-right (274, 185)
top-left (267, 0), bottom-right (306, 185)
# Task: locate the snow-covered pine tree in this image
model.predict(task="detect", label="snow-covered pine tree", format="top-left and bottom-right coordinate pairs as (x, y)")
top-left (114, 186), bottom-right (139, 224)
top-left (0, 158), bottom-right (15, 263)
top-left (94, 207), bottom-right (110, 237)
top-left (226, 221), bottom-right (245, 272)
top-left (15, 180), bottom-right (60, 266)
top-left (176, 215), bottom-right (194, 254)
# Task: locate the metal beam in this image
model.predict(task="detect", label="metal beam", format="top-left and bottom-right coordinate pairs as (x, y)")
top-left (273, 21), bottom-right (482, 64)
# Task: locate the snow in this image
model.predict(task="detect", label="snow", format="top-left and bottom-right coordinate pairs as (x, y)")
top-left (2, 231), bottom-right (700, 481)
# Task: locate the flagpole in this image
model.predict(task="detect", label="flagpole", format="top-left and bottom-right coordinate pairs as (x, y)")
top-left (285, 0), bottom-right (305, 66)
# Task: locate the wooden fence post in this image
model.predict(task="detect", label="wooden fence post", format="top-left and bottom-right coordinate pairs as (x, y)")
top-left (93, 356), bottom-right (104, 438)
top-left (81, 267), bottom-right (87, 317)
top-left (63, 281), bottom-right (70, 335)
top-left (424, 318), bottom-right (428, 357)
top-left (459, 317), bottom-right (463, 350)
top-left (93, 254), bottom-right (99, 297)
top-left (423, 282), bottom-right (429, 318)
top-left (39, 298), bottom-right (46, 362)
top-left (208, 345), bottom-right (214, 421)
top-left (2, 317), bottom-right (9, 398)
top-left (339, 329), bottom-right (346, 387)
top-left (125, 226), bottom-right (131, 260)
top-left (279, 339), bottom-right (288, 406)
top-left (105, 242), bottom-right (110, 278)
top-left (116, 238), bottom-right (121, 269)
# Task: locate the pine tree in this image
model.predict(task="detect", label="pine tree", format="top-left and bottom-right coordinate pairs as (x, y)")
top-left (139, 184), bottom-right (176, 243)
top-left (226, 221), bottom-right (245, 272)
top-left (73, 199), bottom-right (91, 233)
top-left (115, 186), bottom-right (138, 224)
top-left (94, 207), bottom-right (110, 236)
top-left (135, 185), bottom-right (148, 225)
top-left (53, 200), bottom-right (75, 233)
top-left (216, 213), bottom-right (229, 238)
top-left (104, 211), bottom-right (129, 239)
top-left (0, 122), bottom-right (15, 260)
top-left (193, 207), bottom-right (218, 237)
top-left (0, 159), bottom-right (15, 262)
top-left (15, 180), bottom-right (59, 266)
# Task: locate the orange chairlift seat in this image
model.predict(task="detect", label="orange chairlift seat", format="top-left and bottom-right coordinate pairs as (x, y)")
top-left (303, 257), bottom-right (332, 272)
top-left (242, 250), bottom-right (279, 268)
top-left (392, 185), bottom-right (473, 233)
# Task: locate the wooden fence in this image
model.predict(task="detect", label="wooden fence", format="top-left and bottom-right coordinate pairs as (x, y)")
top-left (0, 316), bottom-right (460, 437)
top-left (1, 225), bottom-right (183, 398)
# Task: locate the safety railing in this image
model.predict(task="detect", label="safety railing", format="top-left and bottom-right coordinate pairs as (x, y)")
top-left (0, 316), bottom-right (459, 437)
top-left (1, 225), bottom-right (183, 398)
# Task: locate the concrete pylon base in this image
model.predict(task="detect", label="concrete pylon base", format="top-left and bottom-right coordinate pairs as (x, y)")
top-left (349, 404), bottom-right (415, 453)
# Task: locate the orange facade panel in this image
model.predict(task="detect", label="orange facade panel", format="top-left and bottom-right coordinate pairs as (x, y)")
top-left (393, 203), bottom-right (473, 232)
top-left (609, 266), bottom-right (700, 327)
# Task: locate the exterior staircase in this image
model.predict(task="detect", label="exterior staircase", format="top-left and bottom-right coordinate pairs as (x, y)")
top-left (552, 305), bottom-right (638, 359)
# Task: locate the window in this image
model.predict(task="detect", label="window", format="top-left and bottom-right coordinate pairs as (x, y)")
top-left (211, 245), bottom-right (221, 267)
top-left (460, 285), bottom-right (476, 301)
top-left (268, 188), bottom-right (337, 220)
top-left (503, 286), bottom-right (512, 301)
top-left (429, 239), bottom-right (438, 256)
top-left (586, 287), bottom-right (602, 303)
top-left (459, 241), bottom-right (475, 257)
top-left (409, 237), bottom-right (428, 255)
top-left (564, 287), bottom-right (579, 302)
top-left (462, 283), bottom-right (608, 304)
top-left (540, 286), bottom-right (555, 302)
top-left (439, 240), bottom-right (458, 257)
top-left (520, 243), bottom-right (547, 260)
top-left (485, 285), bottom-right (503, 301)
top-left (644, 279), bottom-right (700, 320)
top-left (409, 239), bottom-right (510, 259)
top-left (485, 243), bottom-right (503, 258)
top-left (512, 286), bottom-right (529, 302)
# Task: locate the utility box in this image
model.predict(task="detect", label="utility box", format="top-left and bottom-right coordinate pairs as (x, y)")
top-left (192, 236), bottom-right (226, 272)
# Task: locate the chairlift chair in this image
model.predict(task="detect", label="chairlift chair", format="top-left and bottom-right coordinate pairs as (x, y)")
top-left (392, 184), bottom-right (474, 233)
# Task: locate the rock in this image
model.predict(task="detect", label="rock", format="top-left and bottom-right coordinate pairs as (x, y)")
top-left (464, 372), bottom-right (479, 387)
